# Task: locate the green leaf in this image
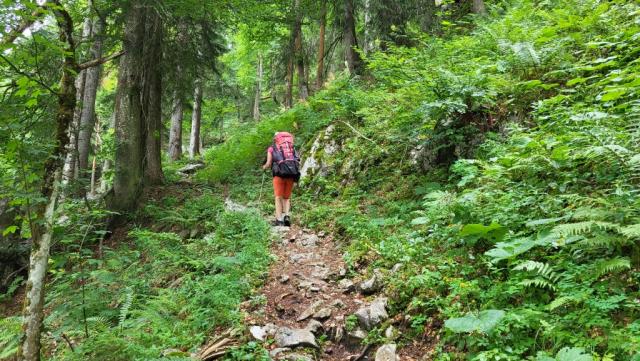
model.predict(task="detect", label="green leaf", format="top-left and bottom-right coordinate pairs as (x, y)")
top-left (599, 88), bottom-right (626, 101)
top-left (411, 217), bottom-right (429, 225)
top-left (444, 309), bottom-right (505, 333)
top-left (2, 226), bottom-right (17, 236)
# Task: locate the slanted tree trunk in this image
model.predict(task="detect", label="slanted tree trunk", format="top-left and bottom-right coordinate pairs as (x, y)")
top-left (76, 16), bottom-right (105, 189)
top-left (471, 0), bottom-right (486, 14)
top-left (21, 2), bottom-right (76, 359)
top-left (316, 0), bottom-right (326, 89)
top-left (344, 0), bottom-right (362, 75)
top-left (110, 1), bottom-right (147, 212)
top-left (143, 9), bottom-right (164, 185)
top-left (168, 89), bottom-right (183, 161)
top-left (190, 79), bottom-right (203, 158)
top-left (252, 54), bottom-right (262, 120)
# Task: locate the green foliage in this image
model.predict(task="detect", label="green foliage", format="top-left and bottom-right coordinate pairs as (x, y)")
top-left (40, 192), bottom-right (272, 360)
top-left (444, 310), bottom-right (506, 334)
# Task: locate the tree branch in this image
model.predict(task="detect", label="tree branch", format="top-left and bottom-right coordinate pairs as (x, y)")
top-left (77, 50), bottom-right (124, 70)
top-left (0, 5), bottom-right (48, 47)
top-left (0, 53), bottom-right (57, 95)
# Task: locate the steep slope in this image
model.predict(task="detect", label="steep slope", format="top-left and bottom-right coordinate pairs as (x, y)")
top-left (202, 0), bottom-right (640, 359)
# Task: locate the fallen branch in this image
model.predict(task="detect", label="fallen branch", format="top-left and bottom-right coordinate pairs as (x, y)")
top-left (198, 338), bottom-right (233, 360)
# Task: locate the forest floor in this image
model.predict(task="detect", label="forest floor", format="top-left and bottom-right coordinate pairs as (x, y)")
top-left (238, 220), bottom-right (433, 361)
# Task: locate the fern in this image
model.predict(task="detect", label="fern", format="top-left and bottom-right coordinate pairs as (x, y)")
top-left (551, 221), bottom-right (619, 237)
top-left (118, 289), bottom-right (134, 332)
top-left (514, 261), bottom-right (561, 283)
top-left (591, 257), bottom-right (631, 279)
top-left (547, 295), bottom-right (578, 311)
top-left (521, 278), bottom-right (556, 291)
top-left (620, 223), bottom-right (640, 238)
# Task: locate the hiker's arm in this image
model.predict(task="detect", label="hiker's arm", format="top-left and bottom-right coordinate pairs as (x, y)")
top-left (262, 151), bottom-right (272, 170)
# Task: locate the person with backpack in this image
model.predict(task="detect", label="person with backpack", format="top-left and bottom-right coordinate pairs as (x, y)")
top-left (262, 131), bottom-right (301, 226)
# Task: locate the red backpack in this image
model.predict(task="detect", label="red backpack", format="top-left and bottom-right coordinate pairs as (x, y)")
top-left (271, 132), bottom-right (301, 180)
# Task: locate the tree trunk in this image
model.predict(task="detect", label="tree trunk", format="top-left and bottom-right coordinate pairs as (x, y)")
top-left (143, 10), bottom-right (164, 185)
top-left (293, 0), bottom-right (308, 100)
top-left (471, 0), bottom-right (486, 14)
top-left (100, 114), bottom-right (115, 193)
top-left (21, 2), bottom-right (76, 359)
top-left (363, 0), bottom-right (372, 55)
top-left (344, 0), bottom-right (362, 75)
top-left (284, 53), bottom-right (294, 108)
top-left (316, 0), bottom-right (326, 89)
top-left (110, 1), bottom-right (147, 212)
top-left (62, 16), bottom-right (92, 184)
top-left (253, 54), bottom-right (262, 120)
top-left (168, 89), bottom-right (183, 161)
top-left (421, 0), bottom-right (438, 33)
top-left (76, 17), bottom-right (105, 188)
top-left (190, 79), bottom-right (203, 158)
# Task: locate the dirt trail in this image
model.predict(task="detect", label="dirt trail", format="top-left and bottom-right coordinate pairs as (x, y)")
top-left (242, 224), bottom-right (367, 360)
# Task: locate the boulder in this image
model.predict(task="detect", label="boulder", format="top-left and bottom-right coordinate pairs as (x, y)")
top-left (338, 279), bottom-right (355, 293)
top-left (345, 328), bottom-right (367, 347)
top-left (283, 353), bottom-right (313, 361)
top-left (305, 319), bottom-right (324, 334)
top-left (354, 297), bottom-right (389, 330)
top-left (275, 327), bottom-right (318, 349)
top-left (313, 307), bottom-right (332, 320)
top-left (359, 268), bottom-right (384, 295)
top-left (375, 344), bottom-right (398, 361)
top-left (249, 325), bottom-right (267, 341)
top-left (297, 300), bottom-right (324, 321)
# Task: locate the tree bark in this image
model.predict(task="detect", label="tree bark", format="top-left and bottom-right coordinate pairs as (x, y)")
top-left (100, 114), bottom-right (115, 193)
top-left (168, 88), bottom-right (183, 161)
top-left (471, 0), bottom-right (487, 14)
top-left (143, 9), bottom-right (164, 185)
top-left (284, 52), bottom-right (294, 108)
top-left (344, 0), bottom-right (362, 75)
top-left (77, 17), bottom-right (105, 187)
top-left (21, 2), bottom-right (76, 359)
top-left (316, 0), bottom-right (326, 89)
top-left (293, 0), bottom-right (308, 100)
top-left (252, 54), bottom-right (262, 120)
top-left (62, 15), bottom-right (92, 184)
top-left (190, 79), bottom-right (203, 158)
top-left (110, 1), bottom-right (147, 212)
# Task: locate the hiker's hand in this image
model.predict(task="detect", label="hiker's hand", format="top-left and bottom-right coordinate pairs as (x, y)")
top-left (262, 164), bottom-right (269, 171)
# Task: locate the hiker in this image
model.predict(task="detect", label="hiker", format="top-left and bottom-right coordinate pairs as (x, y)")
top-left (262, 131), bottom-right (301, 226)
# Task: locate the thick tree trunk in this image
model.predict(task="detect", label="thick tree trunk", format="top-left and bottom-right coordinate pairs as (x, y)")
top-left (168, 89), bottom-right (183, 161)
top-left (143, 10), bottom-right (164, 185)
top-left (293, 0), bottom-right (308, 100)
top-left (284, 53), bottom-right (294, 108)
top-left (110, 2), bottom-right (146, 212)
top-left (316, 0), bottom-right (326, 89)
top-left (344, 0), bottom-right (362, 75)
top-left (190, 79), bottom-right (203, 158)
top-left (472, 0), bottom-right (487, 14)
top-left (253, 54), bottom-right (262, 120)
top-left (21, 2), bottom-right (76, 359)
top-left (76, 17), bottom-right (105, 186)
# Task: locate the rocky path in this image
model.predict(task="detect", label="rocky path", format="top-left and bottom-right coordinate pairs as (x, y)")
top-left (241, 224), bottom-right (401, 361)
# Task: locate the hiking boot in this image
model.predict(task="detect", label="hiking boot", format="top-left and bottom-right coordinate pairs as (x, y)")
top-left (283, 215), bottom-right (291, 227)
top-left (271, 219), bottom-right (284, 226)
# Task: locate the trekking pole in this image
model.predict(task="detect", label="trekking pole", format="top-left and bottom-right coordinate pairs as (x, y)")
top-left (257, 171), bottom-right (266, 203)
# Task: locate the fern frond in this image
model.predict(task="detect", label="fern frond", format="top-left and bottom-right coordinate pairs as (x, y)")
top-left (551, 221), bottom-right (619, 237)
top-left (591, 257), bottom-right (631, 279)
top-left (547, 295), bottom-right (578, 311)
top-left (118, 289), bottom-right (134, 331)
top-left (620, 224), bottom-right (640, 238)
top-left (514, 261), bottom-right (561, 284)
top-left (521, 278), bottom-right (556, 291)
